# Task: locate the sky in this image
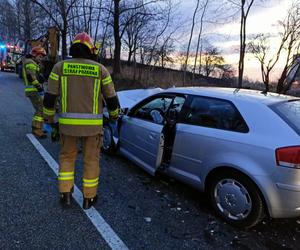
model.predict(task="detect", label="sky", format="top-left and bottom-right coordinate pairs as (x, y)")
top-left (180, 0), bottom-right (293, 82)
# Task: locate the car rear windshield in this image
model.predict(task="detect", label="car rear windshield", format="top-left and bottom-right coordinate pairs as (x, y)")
top-left (270, 100), bottom-right (300, 135)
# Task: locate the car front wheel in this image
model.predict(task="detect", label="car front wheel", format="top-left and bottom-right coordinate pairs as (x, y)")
top-left (208, 171), bottom-right (265, 228)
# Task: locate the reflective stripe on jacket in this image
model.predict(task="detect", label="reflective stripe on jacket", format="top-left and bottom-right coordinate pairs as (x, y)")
top-left (22, 58), bottom-right (40, 95)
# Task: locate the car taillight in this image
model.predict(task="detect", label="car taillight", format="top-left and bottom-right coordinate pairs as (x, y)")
top-left (276, 146), bottom-right (300, 169)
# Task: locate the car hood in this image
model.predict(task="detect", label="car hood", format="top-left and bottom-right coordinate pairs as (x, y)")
top-left (117, 88), bottom-right (163, 109)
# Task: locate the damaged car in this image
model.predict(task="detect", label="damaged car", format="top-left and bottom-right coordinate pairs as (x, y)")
top-left (103, 87), bottom-right (300, 228)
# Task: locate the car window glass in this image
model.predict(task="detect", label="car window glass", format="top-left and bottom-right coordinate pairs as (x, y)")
top-left (271, 100), bottom-right (300, 135)
top-left (183, 96), bottom-right (249, 132)
top-left (133, 97), bottom-right (173, 124)
top-left (165, 96), bottom-right (186, 123)
top-left (171, 96), bottom-right (185, 112)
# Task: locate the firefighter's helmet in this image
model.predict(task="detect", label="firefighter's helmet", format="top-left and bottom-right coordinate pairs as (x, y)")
top-left (71, 32), bottom-right (95, 54)
top-left (30, 46), bottom-right (47, 57)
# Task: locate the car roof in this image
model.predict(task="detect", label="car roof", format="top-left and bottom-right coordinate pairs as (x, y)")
top-left (163, 87), bottom-right (299, 105)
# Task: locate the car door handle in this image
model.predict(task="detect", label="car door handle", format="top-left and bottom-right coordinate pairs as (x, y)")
top-left (149, 132), bottom-right (157, 140)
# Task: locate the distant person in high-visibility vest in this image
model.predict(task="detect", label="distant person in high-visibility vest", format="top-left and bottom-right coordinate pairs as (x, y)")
top-left (22, 46), bottom-right (47, 138)
top-left (43, 32), bottom-right (120, 209)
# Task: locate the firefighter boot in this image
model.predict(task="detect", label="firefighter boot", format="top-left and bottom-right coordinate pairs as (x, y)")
top-left (83, 195), bottom-right (98, 210)
top-left (60, 192), bottom-right (72, 206)
top-left (32, 128), bottom-right (47, 139)
top-left (60, 187), bottom-right (74, 207)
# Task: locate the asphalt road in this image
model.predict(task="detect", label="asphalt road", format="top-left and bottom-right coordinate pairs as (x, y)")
top-left (0, 71), bottom-right (299, 250)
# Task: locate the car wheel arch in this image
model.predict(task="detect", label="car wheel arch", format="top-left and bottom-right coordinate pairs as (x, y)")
top-left (204, 166), bottom-right (270, 218)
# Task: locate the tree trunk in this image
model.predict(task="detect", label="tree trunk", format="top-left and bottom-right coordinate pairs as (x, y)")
top-left (198, 42), bottom-right (203, 75)
top-left (100, 0), bottom-right (113, 61)
top-left (277, 40), bottom-right (296, 93)
top-left (238, 3), bottom-right (245, 88)
top-left (193, 0), bottom-right (208, 82)
top-left (94, 0), bottom-right (103, 41)
top-left (133, 47), bottom-right (137, 81)
top-left (238, 0), bottom-right (254, 88)
top-left (277, 66), bottom-right (290, 93)
top-left (113, 0), bottom-right (121, 78)
top-left (24, 0), bottom-right (32, 40)
top-left (263, 74), bottom-right (270, 93)
top-left (127, 47), bottom-right (133, 64)
top-left (61, 28), bottom-right (67, 59)
top-left (183, 0), bottom-right (200, 86)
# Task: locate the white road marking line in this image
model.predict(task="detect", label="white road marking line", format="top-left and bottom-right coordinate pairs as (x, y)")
top-left (26, 133), bottom-right (129, 250)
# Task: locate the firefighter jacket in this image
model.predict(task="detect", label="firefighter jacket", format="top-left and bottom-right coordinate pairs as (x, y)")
top-left (43, 58), bottom-right (120, 137)
top-left (22, 58), bottom-right (43, 96)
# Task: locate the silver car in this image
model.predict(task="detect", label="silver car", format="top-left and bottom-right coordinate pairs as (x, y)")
top-left (103, 87), bottom-right (300, 228)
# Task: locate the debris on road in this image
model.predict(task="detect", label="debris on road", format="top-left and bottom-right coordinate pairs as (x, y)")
top-left (144, 217), bottom-right (152, 223)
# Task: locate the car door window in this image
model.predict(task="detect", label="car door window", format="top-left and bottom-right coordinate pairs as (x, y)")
top-left (171, 96), bottom-right (185, 112)
top-left (166, 96), bottom-right (186, 120)
top-left (183, 96), bottom-right (249, 133)
top-left (132, 96), bottom-right (173, 124)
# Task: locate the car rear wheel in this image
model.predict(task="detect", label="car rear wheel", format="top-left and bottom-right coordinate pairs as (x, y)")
top-left (208, 171), bottom-right (265, 228)
top-left (102, 124), bottom-right (115, 154)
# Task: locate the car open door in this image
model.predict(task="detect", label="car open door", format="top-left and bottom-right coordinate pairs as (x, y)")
top-left (119, 116), bottom-right (164, 175)
top-left (119, 95), bottom-right (174, 175)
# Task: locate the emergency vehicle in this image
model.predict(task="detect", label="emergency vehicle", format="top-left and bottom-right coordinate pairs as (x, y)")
top-left (0, 43), bottom-right (22, 72)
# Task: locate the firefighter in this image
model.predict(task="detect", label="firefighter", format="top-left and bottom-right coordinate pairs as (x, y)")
top-left (22, 46), bottom-right (47, 138)
top-left (43, 32), bottom-right (120, 209)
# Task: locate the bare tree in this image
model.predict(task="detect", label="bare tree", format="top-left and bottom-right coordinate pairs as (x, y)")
top-left (201, 45), bottom-right (225, 77)
top-left (122, 5), bottom-right (152, 64)
top-left (111, 0), bottom-right (123, 77)
top-left (94, 0), bottom-right (103, 41)
top-left (31, 0), bottom-right (79, 59)
top-left (237, 0), bottom-right (255, 88)
top-left (17, 0), bottom-right (47, 42)
top-left (220, 64), bottom-right (236, 79)
top-left (193, 0), bottom-right (209, 80)
top-left (110, 0), bottom-right (167, 78)
top-left (98, 0), bottom-right (113, 61)
top-left (249, 1), bottom-right (300, 93)
top-left (248, 34), bottom-right (281, 92)
top-left (159, 35), bottom-right (176, 68)
top-left (183, 0), bottom-right (200, 86)
top-left (0, 0), bottom-right (17, 42)
top-left (151, 35), bottom-right (175, 68)
top-left (81, 0), bottom-right (97, 35)
top-left (144, 0), bottom-right (172, 66)
top-left (277, 2), bottom-right (300, 93)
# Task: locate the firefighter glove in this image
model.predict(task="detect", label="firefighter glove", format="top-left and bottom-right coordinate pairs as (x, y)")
top-left (36, 84), bottom-right (44, 92)
top-left (50, 122), bottom-right (60, 142)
